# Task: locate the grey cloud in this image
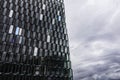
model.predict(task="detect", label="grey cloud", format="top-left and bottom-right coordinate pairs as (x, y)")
top-left (74, 52), bottom-right (120, 79)
top-left (65, 0), bottom-right (120, 80)
top-left (65, 0), bottom-right (120, 42)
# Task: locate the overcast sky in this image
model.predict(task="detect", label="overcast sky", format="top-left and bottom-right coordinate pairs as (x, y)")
top-left (64, 0), bottom-right (120, 80)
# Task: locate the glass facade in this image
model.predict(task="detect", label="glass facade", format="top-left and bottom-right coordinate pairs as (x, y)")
top-left (0, 0), bottom-right (73, 80)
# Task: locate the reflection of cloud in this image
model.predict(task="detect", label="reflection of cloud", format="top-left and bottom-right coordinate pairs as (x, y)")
top-left (65, 0), bottom-right (120, 80)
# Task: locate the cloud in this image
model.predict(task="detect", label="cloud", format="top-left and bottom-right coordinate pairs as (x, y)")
top-left (65, 0), bottom-right (120, 80)
top-left (77, 52), bottom-right (120, 79)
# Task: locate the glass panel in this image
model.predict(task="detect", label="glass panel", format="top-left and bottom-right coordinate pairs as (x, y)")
top-left (19, 37), bottom-right (22, 44)
top-left (15, 27), bottom-right (19, 35)
top-left (47, 35), bottom-right (50, 42)
top-left (40, 14), bottom-right (43, 20)
top-left (65, 47), bottom-right (68, 53)
top-left (9, 25), bottom-right (14, 34)
top-left (58, 11), bottom-right (60, 15)
top-left (19, 28), bottom-right (22, 35)
top-left (42, 4), bottom-right (46, 10)
top-left (9, 10), bottom-right (14, 17)
top-left (52, 19), bottom-right (55, 24)
top-left (34, 47), bottom-right (38, 56)
top-left (58, 16), bottom-right (61, 21)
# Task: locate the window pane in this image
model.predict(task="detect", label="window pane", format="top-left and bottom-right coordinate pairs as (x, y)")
top-left (15, 27), bottom-right (19, 35)
top-left (34, 47), bottom-right (38, 56)
top-left (9, 25), bottom-right (14, 34)
top-left (40, 14), bottom-right (43, 20)
top-left (42, 4), bottom-right (46, 10)
top-left (47, 35), bottom-right (50, 42)
top-left (9, 10), bottom-right (14, 17)
top-left (19, 28), bottom-right (22, 35)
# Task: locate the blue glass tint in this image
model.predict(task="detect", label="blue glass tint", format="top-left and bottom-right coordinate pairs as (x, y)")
top-left (15, 27), bottom-right (19, 35)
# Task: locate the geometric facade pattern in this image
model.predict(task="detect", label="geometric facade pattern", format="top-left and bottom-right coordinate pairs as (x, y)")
top-left (0, 0), bottom-right (73, 80)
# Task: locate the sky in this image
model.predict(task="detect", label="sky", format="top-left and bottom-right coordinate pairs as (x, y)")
top-left (64, 0), bottom-right (120, 80)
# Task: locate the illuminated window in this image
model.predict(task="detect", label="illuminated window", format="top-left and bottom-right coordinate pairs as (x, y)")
top-left (19, 37), bottom-right (22, 44)
top-left (15, 27), bottom-right (19, 35)
top-left (42, 4), bottom-right (46, 10)
top-left (40, 14), bottom-right (43, 20)
top-left (19, 28), bottom-right (22, 35)
top-left (52, 19), bottom-right (55, 24)
top-left (58, 16), bottom-right (61, 21)
top-left (58, 11), bottom-right (60, 15)
top-left (34, 47), bottom-right (38, 56)
top-left (9, 25), bottom-right (14, 34)
top-left (9, 10), bottom-right (14, 17)
top-left (47, 35), bottom-right (50, 42)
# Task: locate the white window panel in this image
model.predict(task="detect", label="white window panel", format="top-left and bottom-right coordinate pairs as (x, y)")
top-left (9, 10), bottom-right (14, 17)
top-left (19, 36), bottom-right (22, 44)
top-left (34, 47), bottom-right (38, 56)
top-left (65, 47), bottom-right (68, 53)
top-left (42, 4), bottom-right (46, 10)
top-left (40, 14), bottom-right (43, 20)
top-left (67, 54), bottom-right (69, 60)
top-left (57, 11), bottom-right (60, 15)
top-left (9, 25), bottom-right (14, 34)
top-left (52, 19), bottom-right (55, 24)
top-left (47, 35), bottom-right (50, 42)
top-left (60, 39), bottom-right (62, 45)
top-left (64, 28), bottom-right (67, 34)
top-left (19, 28), bottom-right (22, 35)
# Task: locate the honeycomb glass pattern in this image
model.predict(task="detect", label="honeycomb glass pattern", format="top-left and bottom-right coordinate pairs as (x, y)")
top-left (0, 0), bottom-right (73, 80)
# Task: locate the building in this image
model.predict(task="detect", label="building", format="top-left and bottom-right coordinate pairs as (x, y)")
top-left (0, 0), bottom-right (73, 80)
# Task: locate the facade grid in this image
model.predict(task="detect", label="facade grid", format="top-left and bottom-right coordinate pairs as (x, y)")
top-left (0, 0), bottom-right (73, 80)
